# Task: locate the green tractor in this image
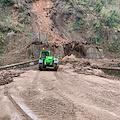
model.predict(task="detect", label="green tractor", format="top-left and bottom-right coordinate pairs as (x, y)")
top-left (39, 49), bottom-right (59, 71)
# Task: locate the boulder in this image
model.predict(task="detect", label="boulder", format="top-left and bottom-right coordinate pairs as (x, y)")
top-left (86, 47), bottom-right (104, 59)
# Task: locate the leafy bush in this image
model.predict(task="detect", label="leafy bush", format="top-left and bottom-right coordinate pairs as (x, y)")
top-left (101, 6), bottom-right (120, 28)
top-left (76, 0), bottom-right (90, 6)
top-left (0, 0), bottom-right (14, 7)
top-left (93, 0), bottom-right (103, 12)
top-left (0, 33), bottom-right (6, 54)
top-left (67, 18), bottom-right (84, 31)
top-left (108, 40), bottom-right (120, 53)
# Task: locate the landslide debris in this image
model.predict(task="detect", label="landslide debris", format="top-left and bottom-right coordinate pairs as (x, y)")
top-left (0, 70), bottom-right (21, 86)
top-left (62, 59), bottom-right (104, 76)
top-left (64, 41), bottom-right (87, 58)
top-left (62, 54), bottom-right (76, 60)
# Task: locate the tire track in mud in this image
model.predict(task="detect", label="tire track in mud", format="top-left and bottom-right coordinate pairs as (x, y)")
top-left (18, 70), bottom-right (77, 120)
top-left (4, 68), bottom-right (119, 120)
top-left (4, 85), bottom-right (34, 120)
top-left (54, 71), bottom-right (100, 120)
top-left (54, 71), bottom-right (120, 120)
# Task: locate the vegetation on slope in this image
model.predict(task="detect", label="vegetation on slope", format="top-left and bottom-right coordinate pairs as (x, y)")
top-left (0, 0), bottom-right (34, 65)
top-left (52, 0), bottom-right (120, 57)
top-left (0, 0), bottom-right (120, 66)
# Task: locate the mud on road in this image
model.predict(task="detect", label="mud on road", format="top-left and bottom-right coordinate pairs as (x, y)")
top-left (0, 61), bottom-right (120, 120)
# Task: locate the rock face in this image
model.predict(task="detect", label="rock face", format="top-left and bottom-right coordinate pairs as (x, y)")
top-left (86, 47), bottom-right (104, 59)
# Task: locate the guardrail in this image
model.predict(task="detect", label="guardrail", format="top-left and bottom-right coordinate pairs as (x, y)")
top-left (0, 59), bottom-right (39, 71)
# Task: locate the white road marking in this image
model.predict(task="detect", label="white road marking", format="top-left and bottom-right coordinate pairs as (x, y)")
top-left (11, 95), bottom-right (42, 120)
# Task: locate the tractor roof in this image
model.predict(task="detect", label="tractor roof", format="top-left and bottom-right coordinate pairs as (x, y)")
top-left (41, 50), bottom-right (50, 53)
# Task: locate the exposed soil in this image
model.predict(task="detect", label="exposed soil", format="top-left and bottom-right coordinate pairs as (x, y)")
top-left (0, 0), bottom-right (120, 119)
top-left (0, 59), bottom-right (120, 120)
top-left (0, 70), bottom-right (22, 86)
top-left (27, 41), bottom-right (88, 59)
top-left (32, 0), bottom-right (67, 46)
top-left (0, 115), bottom-right (11, 120)
top-left (64, 41), bottom-right (87, 58)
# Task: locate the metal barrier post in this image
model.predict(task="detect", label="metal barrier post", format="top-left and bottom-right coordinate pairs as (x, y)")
top-left (91, 36), bottom-right (93, 44)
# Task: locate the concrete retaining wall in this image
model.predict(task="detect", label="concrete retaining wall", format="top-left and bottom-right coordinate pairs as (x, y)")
top-left (0, 59), bottom-right (39, 71)
top-left (99, 67), bottom-right (120, 77)
top-left (0, 59), bottom-right (62, 71)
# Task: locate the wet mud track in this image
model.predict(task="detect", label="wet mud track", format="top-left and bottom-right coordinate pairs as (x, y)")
top-left (0, 65), bottom-right (120, 120)
top-left (0, 86), bottom-right (29, 120)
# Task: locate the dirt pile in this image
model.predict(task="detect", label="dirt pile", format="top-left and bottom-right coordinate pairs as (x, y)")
top-left (62, 59), bottom-right (104, 76)
top-left (62, 58), bottom-right (120, 80)
top-left (64, 41), bottom-right (87, 58)
top-left (32, 0), bottom-right (67, 46)
top-left (27, 41), bottom-right (88, 59)
top-left (74, 64), bottom-right (103, 76)
top-left (27, 42), bottom-right (65, 59)
top-left (0, 70), bottom-right (21, 86)
top-left (62, 54), bottom-right (76, 60)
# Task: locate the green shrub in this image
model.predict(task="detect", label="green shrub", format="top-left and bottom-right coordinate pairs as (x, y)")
top-left (67, 18), bottom-right (84, 31)
top-left (0, 0), bottom-right (14, 7)
top-left (76, 0), bottom-right (89, 6)
top-left (94, 21), bottom-right (102, 32)
top-left (93, 0), bottom-right (103, 12)
top-left (0, 33), bottom-right (6, 54)
top-left (101, 7), bottom-right (120, 28)
top-left (108, 40), bottom-right (120, 53)
top-left (2, 27), bottom-right (10, 33)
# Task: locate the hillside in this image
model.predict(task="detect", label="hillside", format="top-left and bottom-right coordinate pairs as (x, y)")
top-left (51, 0), bottom-right (120, 49)
top-left (0, 0), bottom-right (120, 65)
top-left (0, 1), bottom-right (120, 120)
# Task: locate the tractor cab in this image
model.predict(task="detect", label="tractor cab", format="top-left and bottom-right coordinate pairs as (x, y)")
top-left (40, 50), bottom-right (50, 59)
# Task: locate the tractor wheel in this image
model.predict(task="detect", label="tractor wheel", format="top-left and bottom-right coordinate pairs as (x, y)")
top-left (39, 64), bottom-right (43, 70)
top-left (43, 66), bottom-right (46, 69)
top-left (54, 64), bottom-right (58, 71)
